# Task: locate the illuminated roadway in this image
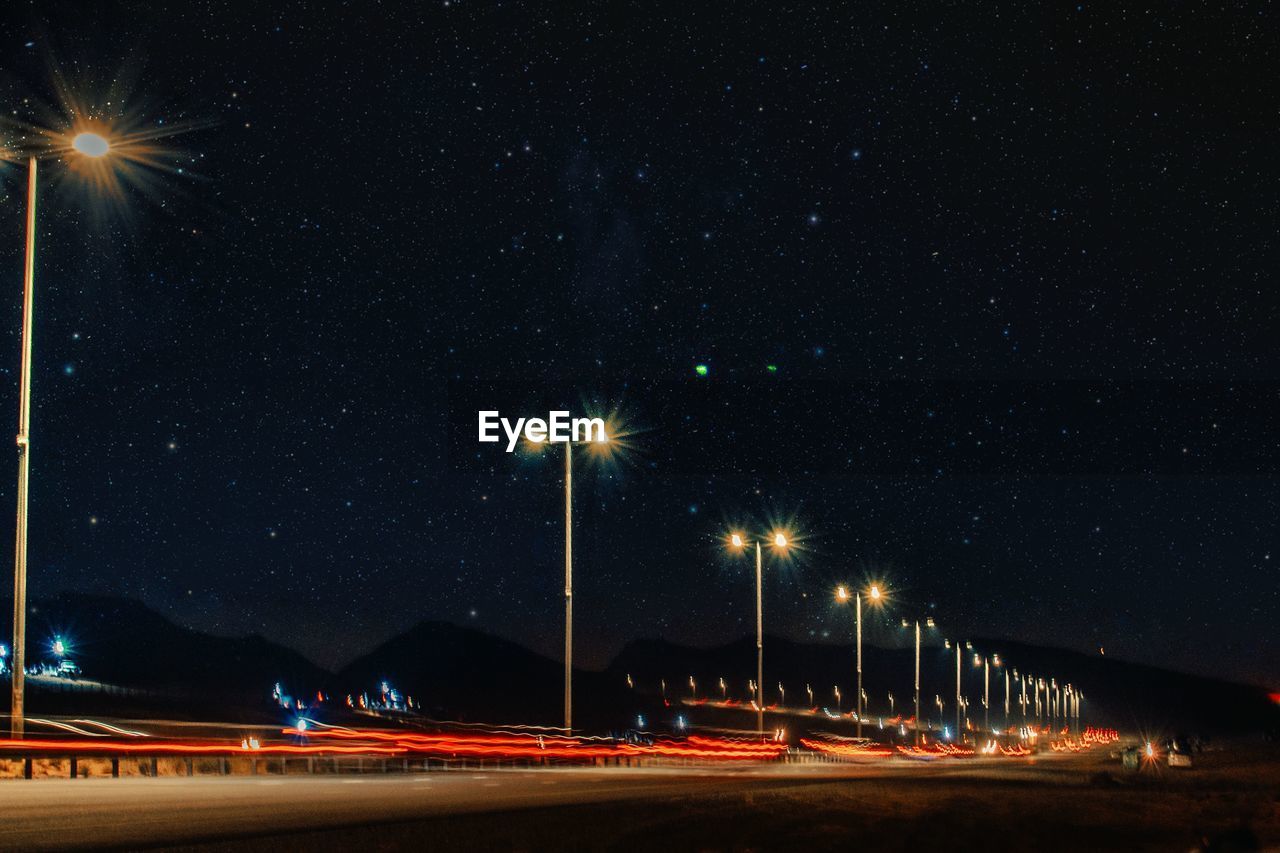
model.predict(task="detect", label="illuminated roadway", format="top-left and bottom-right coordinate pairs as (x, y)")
top-left (0, 758), bottom-right (1092, 851)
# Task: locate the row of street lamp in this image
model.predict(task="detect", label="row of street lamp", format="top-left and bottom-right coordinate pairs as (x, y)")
top-left (725, 531), bottom-right (1083, 743)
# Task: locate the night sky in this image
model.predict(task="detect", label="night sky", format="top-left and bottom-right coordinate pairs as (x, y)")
top-left (0, 3), bottom-right (1275, 687)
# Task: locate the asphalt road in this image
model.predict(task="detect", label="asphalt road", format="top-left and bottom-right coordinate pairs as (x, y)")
top-left (0, 759), bottom-right (1077, 851)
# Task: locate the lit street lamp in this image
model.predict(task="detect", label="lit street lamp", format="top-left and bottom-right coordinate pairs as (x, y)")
top-left (901, 615), bottom-right (936, 744)
top-left (526, 417), bottom-right (614, 733)
top-left (728, 529), bottom-right (790, 738)
top-left (835, 582), bottom-right (882, 737)
top-left (6, 131), bottom-right (113, 738)
top-left (970, 651), bottom-right (997, 734)
top-left (945, 639), bottom-right (963, 742)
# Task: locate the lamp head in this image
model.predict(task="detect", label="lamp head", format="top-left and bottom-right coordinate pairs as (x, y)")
top-left (72, 131), bottom-right (110, 158)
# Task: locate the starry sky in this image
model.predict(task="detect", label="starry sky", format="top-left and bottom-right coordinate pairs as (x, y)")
top-left (0, 2), bottom-right (1275, 686)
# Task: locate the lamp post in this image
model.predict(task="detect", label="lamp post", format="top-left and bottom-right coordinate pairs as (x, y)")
top-left (946, 639), bottom-right (962, 742)
top-left (544, 422), bottom-right (615, 734)
top-left (729, 529), bottom-right (789, 738)
top-left (901, 615), bottom-right (935, 745)
top-left (563, 441), bottom-right (572, 732)
top-left (1004, 666), bottom-right (1011, 728)
top-left (983, 656), bottom-right (990, 733)
top-left (8, 132), bottom-right (115, 739)
top-left (835, 582), bottom-right (881, 737)
top-left (971, 652), bottom-right (993, 734)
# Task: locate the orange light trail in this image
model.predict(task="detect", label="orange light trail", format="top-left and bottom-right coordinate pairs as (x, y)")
top-left (0, 738), bottom-right (405, 756)
top-left (799, 739), bottom-right (893, 758)
top-left (281, 727), bottom-right (789, 761)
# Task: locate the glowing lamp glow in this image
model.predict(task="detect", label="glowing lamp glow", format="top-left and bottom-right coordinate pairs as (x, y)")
top-left (72, 132), bottom-right (110, 158)
top-left (835, 584), bottom-right (849, 602)
top-left (730, 533), bottom-right (744, 549)
top-left (869, 584), bottom-right (882, 601)
top-left (772, 532), bottom-right (787, 548)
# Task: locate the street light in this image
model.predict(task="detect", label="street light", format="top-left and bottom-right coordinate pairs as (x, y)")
top-left (526, 412), bottom-right (620, 734)
top-left (945, 638), bottom-right (963, 742)
top-left (901, 615), bottom-right (936, 745)
top-left (728, 528), bottom-right (791, 738)
top-left (971, 651), bottom-right (994, 733)
top-left (835, 581), bottom-right (884, 737)
top-left (5, 127), bottom-right (117, 738)
top-left (71, 132), bottom-right (110, 158)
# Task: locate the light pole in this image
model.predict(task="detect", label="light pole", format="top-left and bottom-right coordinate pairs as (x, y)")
top-left (1003, 663), bottom-right (1011, 728)
top-left (542, 422), bottom-right (614, 734)
top-left (946, 639), bottom-right (962, 741)
top-left (563, 441), bottom-right (572, 732)
top-left (8, 132), bottom-right (115, 739)
top-left (835, 582), bottom-right (882, 737)
top-left (983, 656), bottom-right (990, 733)
top-left (901, 615), bottom-right (935, 745)
top-left (971, 652), bottom-right (992, 734)
top-left (729, 529), bottom-right (789, 738)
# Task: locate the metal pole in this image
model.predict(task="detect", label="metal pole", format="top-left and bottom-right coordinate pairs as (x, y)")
top-left (11, 157), bottom-right (36, 740)
top-left (954, 642), bottom-right (961, 742)
top-left (855, 593), bottom-right (862, 738)
top-left (754, 541), bottom-right (763, 739)
top-left (983, 658), bottom-right (990, 734)
top-left (913, 620), bottom-right (921, 745)
top-left (563, 441), bottom-right (572, 733)
top-left (1004, 670), bottom-right (1010, 727)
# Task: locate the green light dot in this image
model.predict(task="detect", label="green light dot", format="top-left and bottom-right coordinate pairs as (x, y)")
top-left (694, 364), bottom-right (709, 377)
top-left (766, 364), bottom-right (778, 373)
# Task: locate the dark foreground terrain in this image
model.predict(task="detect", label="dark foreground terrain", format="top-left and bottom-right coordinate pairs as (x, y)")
top-left (2, 747), bottom-right (1277, 852)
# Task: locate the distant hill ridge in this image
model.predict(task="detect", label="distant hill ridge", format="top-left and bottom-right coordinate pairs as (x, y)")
top-left (3, 593), bottom-right (1275, 735)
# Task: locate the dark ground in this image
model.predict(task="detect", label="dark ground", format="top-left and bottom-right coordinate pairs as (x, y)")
top-left (154, 748), bottom-right (1280, 853)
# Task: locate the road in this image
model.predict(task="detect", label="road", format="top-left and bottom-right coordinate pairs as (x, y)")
top-left (2, 753), bottom-right (1275, 852)
top-left (0, 759), bottom-right (1075, 851)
